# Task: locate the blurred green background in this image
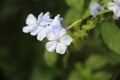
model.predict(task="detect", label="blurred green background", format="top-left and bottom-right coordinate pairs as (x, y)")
top-left (0, 0), bottom-right (120, 80)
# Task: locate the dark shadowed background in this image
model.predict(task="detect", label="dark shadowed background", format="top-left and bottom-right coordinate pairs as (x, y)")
top-left (0, 0), bottom-right (68, 80)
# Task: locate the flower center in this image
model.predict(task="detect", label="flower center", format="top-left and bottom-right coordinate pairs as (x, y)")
top-left (55, 36), bottom-right (60, 42)
top-left (39, 23), bottom-right (50, 28)
top-left (56, 38), bottom-right (60, 42)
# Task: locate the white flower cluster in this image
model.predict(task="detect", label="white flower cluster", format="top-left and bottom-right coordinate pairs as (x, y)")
top-left (90, 0), bottom-right (120, 19)
top-left (22, 12), bottom-right (73, 54)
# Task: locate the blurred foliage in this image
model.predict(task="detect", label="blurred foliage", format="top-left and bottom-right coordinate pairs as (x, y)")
top-left (0, 0), bottom-right (120, 80)
top-left (101, 22), bottom-right (120, 55)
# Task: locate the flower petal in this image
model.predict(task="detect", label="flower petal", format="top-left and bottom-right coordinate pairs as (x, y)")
top-left (90, 2), bottom-right (99, 9)
top-left (30, 26), bottom-right (43, 36)
top-left (113, 14), bottom-right (119, 20)
top-left (26, 14), bottom-right (37, 25)
top-left (45, 25), bottom-right (52, 34)
top-left (114, 8), bottom-right (120, 17)
top-left (108, 2), bottom-right (118, 11)
top-left (90, 2), bottom-right (104, 17)
top-left (90, 2), bottom-right (99, 16)
top-left (22, 25), bottom-right (34, 33)
top-left (56, 43), bottom-right (66, 54)
top-left (55, 28), bottom-right (66, 38)
top-left (38, 12), bottom-right (43, 22)
top-left (38, 12), bottom-right (53, 27)
top-left (60, 35), bottom-right (73, 46)
top-left (46, 41), bottom-right (57, 52)
top-left (47, 32), bottom-right (56, 41)
top-left (59, 28), bottom-right (66, 38)
top-left (42, 12), bottom-right (50, 20)
top-left (51, 14), bottom-right (61, 27)
top-left (90, 8), bottom-right (98, 17)
top-left (114, 0), bottom-right (120, 3)
top-left (51, 14), bottom-right (62, 30)
top-left (37, 29), bottom-right (46, 41)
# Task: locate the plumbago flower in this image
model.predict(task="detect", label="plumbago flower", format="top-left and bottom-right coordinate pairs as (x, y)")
top-left (108, 0), bottom-right (120, 19)
top-left (36, 12), bottom-right (53, 41)
top-left (22, 12), bottom-right (73, 54)
top-left (36, 14), bottom-right (63, 41)
top-left (46, 28), bottom-right (73, 54)
top-left (22, 13), bottom-right (37, 33)
top-left (46, 16), bottom-right (73, 54)
top-left (23, 12), bottom-right (53, 41)
top-left (90, 2), bottom-right (104, 17)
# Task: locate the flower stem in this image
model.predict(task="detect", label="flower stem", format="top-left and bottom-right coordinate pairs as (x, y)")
top-left (66, 19), bottom-right (82, 30)
top-left (97, 9), bottom-right (111, 16)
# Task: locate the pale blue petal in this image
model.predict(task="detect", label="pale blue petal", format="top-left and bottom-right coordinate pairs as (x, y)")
top-left (37, 29), bottom-right (46, 41)
top-left (114, 0), bottom-right (120, 4)
top-left (90, 3), bottom-right (99, 17)
top-left (46, 41), bottom-right (57, 52)
top-left (38, 12), bottom-right (53, 27)
top-left (26, 14), bottom-right (37, 25)
top-left (90, 2), bottom-right (99, 9)
top-left (58, 28), bottom-right (66, 38)
top-left (114, 8), bottom-right (120, 17)
top-left (30, 26), bottom-right (43, 36)
top-left (38, 12), bottom-right (43, 22)
top-left (51, 14), bottom-right (61, 27)
top-left (47, 32), bottom-right (56, 41)
top-left (108, 2), bottom-right (118, 11)
top-left (60, 35), bottom-right (73, 46)
top-left (91, 9), bottom-right (98, 17)
top-left (90, 2), bottom-right (104, 17)
top-left (23, 25), bottom-right (34, 33)
top-left (113, 14), bottom-right (119, 19)
top-left (42, 12), bottom-right (50, 19)
top-left (50, 14), bottom-right (62, 32)
top-left (56, 43), bottom-right (66, 54)
top-left (42, 12), bottom-right (53, 22)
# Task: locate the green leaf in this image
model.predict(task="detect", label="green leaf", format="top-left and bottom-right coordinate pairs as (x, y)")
top-left (101, 22), bottom-right (120, 55)
top-left (68, 70), bottom-right (82, 80)
top-left (86, 54), bottom-right (107, 69)
top-left (44, 51), bottom-right (58, 67)
top-left (82, 7), bottom-right (90, 19)
top-left (64, 9), bottom-right (81, 26)
top-left (30, 67), bottom-right (53, 80)
top-left (63, 51), bottom-right (69, 68)
top-left (66, 0), bottom-right (84, 10)
top-left (68, 63), bottom-right (92, 80)
top-left (107, 52), bottom-right (120, 65)
top-left (93, 72), bottom-right (112, 80)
